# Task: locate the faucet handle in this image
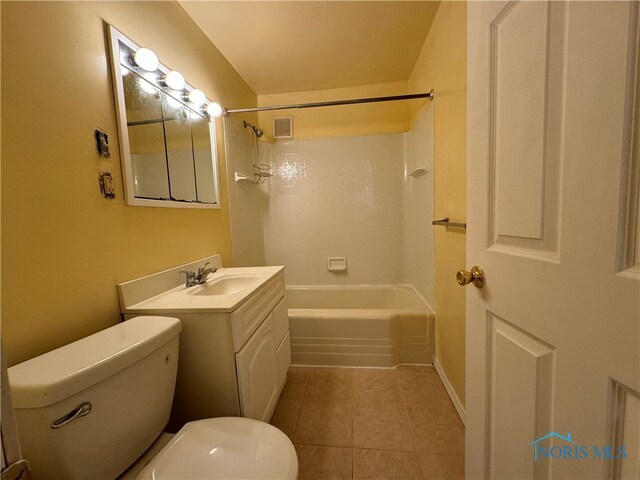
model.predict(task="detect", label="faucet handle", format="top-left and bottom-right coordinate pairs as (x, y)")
top-left (179, 270), bottom-right (196, 286)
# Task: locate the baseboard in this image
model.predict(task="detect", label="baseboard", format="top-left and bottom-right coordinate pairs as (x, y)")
top-left (433, 357), bottom-right (466, 425)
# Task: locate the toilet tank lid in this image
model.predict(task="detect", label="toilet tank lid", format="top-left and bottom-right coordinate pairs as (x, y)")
top-left (8, 316), bottom-right (181, 409)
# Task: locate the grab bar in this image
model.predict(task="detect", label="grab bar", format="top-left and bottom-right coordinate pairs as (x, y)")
top-left (432, 217), bottom-right (466, 229)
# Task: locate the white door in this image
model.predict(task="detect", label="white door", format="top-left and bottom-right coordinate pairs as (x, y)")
top-left (466, 2), bottom-right (640, 479)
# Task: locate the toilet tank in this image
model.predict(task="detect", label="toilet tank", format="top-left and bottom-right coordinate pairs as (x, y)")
top-left (8, 316), bottom-right (182, 480)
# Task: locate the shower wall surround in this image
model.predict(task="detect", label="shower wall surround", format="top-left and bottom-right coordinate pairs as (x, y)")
top-left (262, 134), bottom-right (406, 286)
top-left (224, 117), bottom-right (267, 266)
top-left (402, 105), bottom-right (435, 306)
top-left (255, 104), bottom-right (435, 306)
top-left (225, 106), bottom-right (434, 306)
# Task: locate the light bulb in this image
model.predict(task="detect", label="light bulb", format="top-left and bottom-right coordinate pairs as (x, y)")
top-left (206, 102), bottom-right (224, 118)
top-left (164, 71), bottom-right (185, 91)
top-left (132, 48), bottom-right (159, 72)
top-left (188, 89), bottom-right (206, 106)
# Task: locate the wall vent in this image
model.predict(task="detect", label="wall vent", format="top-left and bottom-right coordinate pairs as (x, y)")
top-left (272, 116), bottom-right (293, 139)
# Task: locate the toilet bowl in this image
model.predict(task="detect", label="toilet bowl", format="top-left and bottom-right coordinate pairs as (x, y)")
top-left (8, 316), bottom-right (297, 479)
top-left (136, 417), bottom-right (297, 479)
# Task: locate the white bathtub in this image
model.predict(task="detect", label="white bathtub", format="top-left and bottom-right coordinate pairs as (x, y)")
top-left (287, 285), bottom-right (434, 368)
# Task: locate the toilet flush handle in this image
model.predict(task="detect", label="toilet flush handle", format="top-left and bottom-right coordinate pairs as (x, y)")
top-left (51, 401), bottom-right (92, 429)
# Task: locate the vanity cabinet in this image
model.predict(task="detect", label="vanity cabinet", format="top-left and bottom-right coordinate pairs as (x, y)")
top-left (235, 296), bottom-right (292, 420)
top-left (120, 263), bottom-right (290, 429)
top-left (273, 298), bottom-right (292, 386)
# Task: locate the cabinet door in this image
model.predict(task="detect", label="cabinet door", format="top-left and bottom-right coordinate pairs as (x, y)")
top-left (276, 331), bottom-right (292, 388)
top-left (272, 297), bottom-right (289, 346)
top-left (235, 314), bottom-right (279, 422)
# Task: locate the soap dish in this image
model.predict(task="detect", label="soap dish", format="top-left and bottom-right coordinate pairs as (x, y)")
top-left (327, 257), bottom-right (347, 272)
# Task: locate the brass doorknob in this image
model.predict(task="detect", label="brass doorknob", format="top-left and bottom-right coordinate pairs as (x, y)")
top-left (456, 266), bottom-right (485, 288)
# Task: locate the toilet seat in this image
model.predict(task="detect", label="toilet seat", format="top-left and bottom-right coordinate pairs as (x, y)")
top-left (135, 417), bottom-right (298, 479)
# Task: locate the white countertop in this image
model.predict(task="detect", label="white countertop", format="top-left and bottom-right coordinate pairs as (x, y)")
top-left (121, 266), bottom-right (285, 314)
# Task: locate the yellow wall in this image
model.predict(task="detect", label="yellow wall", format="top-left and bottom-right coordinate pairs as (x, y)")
top-left (256, 81), bottom-right (416, 140)
top-left (1, 1), bottom-right (256, 366)
top-left (409, 1), bottom-right (467, 406)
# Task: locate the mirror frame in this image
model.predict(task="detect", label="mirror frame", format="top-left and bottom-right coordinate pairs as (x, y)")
top-left (107, 25), bottom-right (221, 209)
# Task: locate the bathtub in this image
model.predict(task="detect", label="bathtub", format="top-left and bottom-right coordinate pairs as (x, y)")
top-left (287, 285), bottom-right (434, 368)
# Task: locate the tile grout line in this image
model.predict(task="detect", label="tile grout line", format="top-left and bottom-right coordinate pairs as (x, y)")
top-left (293, 439), bottom-right (418, 454)
top-left (350, 370), bottom-right (355, 479)
top-left (351, 442), bottom-right (355, 480)
top-left (397, 367), bottom-right (426, 480)
top-left (289, 372), bottom-right (310, 440)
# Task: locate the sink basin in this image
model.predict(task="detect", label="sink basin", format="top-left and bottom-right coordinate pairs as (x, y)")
top-left (188, 275), bottom-right (262, 296)
top-left (119, 256), bottom-right (285, 313)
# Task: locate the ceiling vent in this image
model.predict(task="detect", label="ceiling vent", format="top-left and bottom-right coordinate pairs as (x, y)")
top-left (272, 116), bottom-right (293, 139)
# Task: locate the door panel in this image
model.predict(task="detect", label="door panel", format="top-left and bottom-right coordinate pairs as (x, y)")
top-left (467, 2), bottom-right (640, 478)
top-left (489, 1), bottom-right (564, 259)
top-left (610, 381), bottom-right (640, 478)
top-left (617, 1), bottom-right (640, 277)
top-left (488, 314), bottom-right (555, 479)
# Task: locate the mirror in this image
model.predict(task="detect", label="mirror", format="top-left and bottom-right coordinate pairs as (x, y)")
top-left (108, 26), bottom-right (220, 208)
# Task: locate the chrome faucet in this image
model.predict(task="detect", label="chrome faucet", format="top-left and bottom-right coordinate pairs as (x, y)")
top-left (196, 262), bottom-right (217, 284)
top-left (179, 269), bottom-right (198, 287)
top-left (179, 262), bottom-right (218, 288)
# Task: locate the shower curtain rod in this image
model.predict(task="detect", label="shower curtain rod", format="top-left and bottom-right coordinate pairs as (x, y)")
top-left (224, 90), bottom-right (433, 115)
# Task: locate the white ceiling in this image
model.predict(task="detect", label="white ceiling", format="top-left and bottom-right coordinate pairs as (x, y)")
top-left (179, 1), bottom-right (440, 95)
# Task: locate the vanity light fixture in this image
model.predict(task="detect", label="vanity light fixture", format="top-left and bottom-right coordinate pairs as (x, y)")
top-left (188, 89), bottom-right (206, 106)
top-left (109, 25), bottom-right (223, 210)
top-left (131, 47), bottom-right (159, 72)
top-left (163, 70), bottom-right (185, 91)
top-left (206, 102), bottom-right (224, 118)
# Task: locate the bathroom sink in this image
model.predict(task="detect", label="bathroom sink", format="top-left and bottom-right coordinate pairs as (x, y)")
top-left (188, 275), bottom-right (262, 296)
top-left (118, 255), bottom-right (284, 313)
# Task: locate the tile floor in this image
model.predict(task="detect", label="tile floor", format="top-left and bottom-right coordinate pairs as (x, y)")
top-left (270, 365), bottom-right (464, 480)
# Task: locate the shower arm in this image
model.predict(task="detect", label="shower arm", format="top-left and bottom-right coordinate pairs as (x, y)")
top-left (243, 120), bottom-right (264, 137)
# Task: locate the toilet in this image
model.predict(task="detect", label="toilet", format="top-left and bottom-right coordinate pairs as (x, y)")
top-left (7, 316), bottom-right (298, 479)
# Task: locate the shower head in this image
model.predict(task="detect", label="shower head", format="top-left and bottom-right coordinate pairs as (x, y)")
top-left (243, 120), bottom-right (264, 138)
